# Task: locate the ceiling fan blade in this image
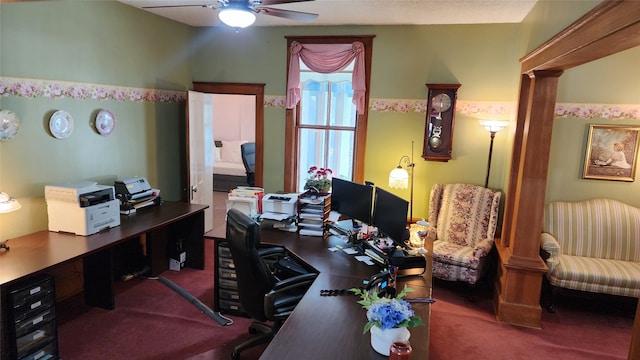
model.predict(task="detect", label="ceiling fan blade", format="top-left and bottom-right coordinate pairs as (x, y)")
top-left (257, 7), bottom-right (318, 22)
top-left (258, 0), bottom-right (314, 6)
top-left (142, 4), bottom-right (214, 9)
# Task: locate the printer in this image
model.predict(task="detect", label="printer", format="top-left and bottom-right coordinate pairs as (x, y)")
top-left (114, 177), bottom-right (161, 213)
top-left (262, 193), bottom-right (298, 216)
top-left (45, 181), bottom-right (121, 236)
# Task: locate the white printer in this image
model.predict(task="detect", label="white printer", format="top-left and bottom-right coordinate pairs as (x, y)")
top-left (45, 181), bottom-right (121, 236)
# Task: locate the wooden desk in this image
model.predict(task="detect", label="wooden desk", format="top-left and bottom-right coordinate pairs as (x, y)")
top-left (252, 231), bottom-right (433, 360)
top-left (0, 202), bottom-right (207, 359)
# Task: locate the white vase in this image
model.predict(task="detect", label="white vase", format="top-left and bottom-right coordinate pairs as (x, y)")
top-left (370, 326), bottom-right (411, 356)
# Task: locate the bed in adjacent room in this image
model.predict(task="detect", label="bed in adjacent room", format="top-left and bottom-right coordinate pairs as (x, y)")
top-left (213, 139), bottom-right (249, 192)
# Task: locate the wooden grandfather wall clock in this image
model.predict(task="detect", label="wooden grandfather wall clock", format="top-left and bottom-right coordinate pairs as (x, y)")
top-left (422, 84), bottom-right (461, 162)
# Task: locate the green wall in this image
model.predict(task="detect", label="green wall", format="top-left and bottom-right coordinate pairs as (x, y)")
top-left (191, 23), bottom-right (522, 219)
top-left (2, 0), bottom-right (638, 240)
top-left (0, 1), bottom-right (193, 238)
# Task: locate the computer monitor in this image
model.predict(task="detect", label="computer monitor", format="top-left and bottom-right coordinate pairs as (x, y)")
top-left (371, 187), bottom-right (409, 247)
top-left (330, 177), bottom-right (373, 225)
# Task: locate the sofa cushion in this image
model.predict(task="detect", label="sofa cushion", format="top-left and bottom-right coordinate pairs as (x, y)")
top-left (549, 254), bottom-right (640, 298)
top-left (432, 240), bottom-right (480, 269)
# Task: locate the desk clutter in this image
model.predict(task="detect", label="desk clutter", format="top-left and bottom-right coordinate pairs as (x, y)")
top-left (45, 177), bottom-right (161, 235)
top-left (222, 179), bottom-right (427, 272)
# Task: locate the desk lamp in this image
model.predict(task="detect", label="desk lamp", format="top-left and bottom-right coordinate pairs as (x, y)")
top-left (0, 192), bottom-right (21, 250)
top-left (389, 141), bottom-right (415, 222)
top-left (479, 120), bottom-right (510, 188)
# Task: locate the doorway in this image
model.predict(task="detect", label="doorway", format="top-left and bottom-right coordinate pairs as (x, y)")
top-left (189, 82), bottom-right (265, 237)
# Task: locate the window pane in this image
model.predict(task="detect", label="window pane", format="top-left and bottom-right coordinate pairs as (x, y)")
top-left (300, 80), bottom-right (328, 126)
top-left (298, 128), bottom-right (326, 191)
top-left (297, 128), bottom-right (354, 191)
top-left (327, 129), bottom-right (354, 180)
top-left (330, 81), bottom-right (356, 127)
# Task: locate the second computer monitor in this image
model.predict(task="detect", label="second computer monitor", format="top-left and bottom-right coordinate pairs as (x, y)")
top-left (330, 177), bottom-right (373, 225)
top-left (371, 187), bottom-right (409, 247)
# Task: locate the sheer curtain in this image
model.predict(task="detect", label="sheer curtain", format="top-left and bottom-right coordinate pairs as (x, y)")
top-left (286, 41), bottom-right (366, 114)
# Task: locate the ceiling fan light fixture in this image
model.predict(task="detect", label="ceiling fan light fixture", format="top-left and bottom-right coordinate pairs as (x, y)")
top-left (218, 5), bottom-right (256, 28)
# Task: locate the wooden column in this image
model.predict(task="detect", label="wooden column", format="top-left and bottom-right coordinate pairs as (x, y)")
top-left (493, 70), bottom-right (562, 328)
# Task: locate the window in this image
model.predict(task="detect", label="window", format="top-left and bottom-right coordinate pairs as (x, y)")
top-left (283, 35), bottom-right (374, 193)
top-left (297, 62), bottom-right (358, 191)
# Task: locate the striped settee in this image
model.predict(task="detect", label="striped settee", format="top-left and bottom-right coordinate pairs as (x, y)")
top-left (541, 198), bottom-right (640, 312)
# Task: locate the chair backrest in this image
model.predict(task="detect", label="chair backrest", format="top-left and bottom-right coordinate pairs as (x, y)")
top-left (241, 142), bottom-right (256, 173)
top-left (428, 183), bottom-right (501, 248)
top-left (226, 208), bottom-right (274, 322)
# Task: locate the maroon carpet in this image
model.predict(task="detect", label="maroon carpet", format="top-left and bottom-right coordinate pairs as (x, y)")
top-left (56, 239), bottom-right (635, 359)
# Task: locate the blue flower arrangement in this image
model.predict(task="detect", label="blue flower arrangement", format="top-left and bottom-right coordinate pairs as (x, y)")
top-left (351, 286), bottom-right (424, 334)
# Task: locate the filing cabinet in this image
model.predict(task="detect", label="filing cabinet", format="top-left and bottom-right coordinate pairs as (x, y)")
top-left (4, 274), bottom-right (58, 360)
top-left (214, 241), bottom-right (248, 317)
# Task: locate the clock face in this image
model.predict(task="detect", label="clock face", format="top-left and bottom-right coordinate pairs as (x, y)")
top-left (431, 93), bottom-right (452, 112)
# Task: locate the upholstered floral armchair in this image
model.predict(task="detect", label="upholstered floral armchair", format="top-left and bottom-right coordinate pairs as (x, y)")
top-left (428, 183), bottom-right (501, 285)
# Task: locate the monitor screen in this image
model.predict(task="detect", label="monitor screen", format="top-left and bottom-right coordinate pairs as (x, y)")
top-left (371, 187), bottom-right (409, 247)
top-left (330, 178), bottom-right (373, 225)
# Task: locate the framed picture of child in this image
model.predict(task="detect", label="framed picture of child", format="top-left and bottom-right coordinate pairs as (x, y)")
top-left (583, 125), bottom-right (640, 181)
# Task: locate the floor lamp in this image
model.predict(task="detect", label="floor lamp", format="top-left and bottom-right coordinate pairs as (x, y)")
top-left (479, 120), bottom-right (510, 188)
top-left (389, 141), bottom-right (415, 222)
top-left (0, 192), bottom-right (21, 250)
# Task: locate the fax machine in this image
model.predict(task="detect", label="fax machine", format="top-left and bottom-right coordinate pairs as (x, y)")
top-left (45, 181), bottom-right (121, 236)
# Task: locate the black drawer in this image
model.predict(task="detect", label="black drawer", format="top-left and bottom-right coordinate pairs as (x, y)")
top-left (218, 288), bottom-right (240, 301)
top-left (219, 299), bottom-right (244, 313)
top-left (16, 320), bottom-right (56, 359)
top-left (217, 244), bottom-right (232, 258)
top-left (218, 257), bottom-right (235, 269)
top-left (14, 307), bottom-right (56, 338)
top-left (10, 277), bottom-right (55, 312)
top-left (11, 291), bottom-right (55, 323)
top-left (218, 278), bottom-right (238, 290)
top-left (218, 267), bottom-right (237, 280)
top-left (20, 339), bottom-right (57, 360)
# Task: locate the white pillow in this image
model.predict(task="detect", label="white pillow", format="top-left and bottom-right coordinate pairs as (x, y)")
top-left (220, 140), bottom-right (247, 164)
top-left (214, 147), bottom-right (222, 162)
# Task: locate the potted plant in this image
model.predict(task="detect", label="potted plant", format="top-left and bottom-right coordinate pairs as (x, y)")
top-left (351, 285), bottom-right (424, 356)
top-left (304, 166), bottom-right (332, 193)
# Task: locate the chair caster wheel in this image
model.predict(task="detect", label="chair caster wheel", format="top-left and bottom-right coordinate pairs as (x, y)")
top-left (232, 351), bottom-right (240, 359)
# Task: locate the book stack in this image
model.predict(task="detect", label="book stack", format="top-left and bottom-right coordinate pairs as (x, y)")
top-left (298, 192), bottom-right (331, 237)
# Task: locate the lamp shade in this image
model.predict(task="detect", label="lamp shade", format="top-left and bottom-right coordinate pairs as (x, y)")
top-left (0, 192), bottom-right (21, 213)
top-left (479, 120), bottom-right (510, 133)
top-left (389, 167), bottom-right (409, 189)
top-left (218, 6), bottom-right (256, 28)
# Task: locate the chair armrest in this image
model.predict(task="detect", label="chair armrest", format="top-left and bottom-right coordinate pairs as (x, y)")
top-left (272, 272), bottom-right (318, 291)
top-left (258, 246), bottom-right (286, 259)
top-left (473, 238), bottom-right (494, 258)
top-left (540, 232), bottom-right (560, 272)
top-left (265, 273), bottom-right (318, 319)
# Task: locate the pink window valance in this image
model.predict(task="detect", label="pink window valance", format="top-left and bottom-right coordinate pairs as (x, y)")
top-left (286, 41), bottom-right (366, 114)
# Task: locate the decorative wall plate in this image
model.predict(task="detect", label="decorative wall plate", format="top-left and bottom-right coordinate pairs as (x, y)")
top-left (49, 110), bottom-right (74, 139)
top-left (96, 109), bottom-right (115, 136)
top-left (0, 110), bottom-right (20, 141)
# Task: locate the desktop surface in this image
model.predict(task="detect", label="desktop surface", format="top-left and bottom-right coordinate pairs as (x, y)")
top-left (256, 231), bottom-right (432, 359)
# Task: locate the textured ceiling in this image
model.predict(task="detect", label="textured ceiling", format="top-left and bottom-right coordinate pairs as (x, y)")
top-left (117, 0), bottom-right (539, 27)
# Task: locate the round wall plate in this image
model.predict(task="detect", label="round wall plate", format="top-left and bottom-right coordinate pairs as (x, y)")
top-left (96, 109), bottom-right (116, 136)
top-left (49, 110), bottom-right (74, 139)
top-left (0, 110), bottom-right (20, 141)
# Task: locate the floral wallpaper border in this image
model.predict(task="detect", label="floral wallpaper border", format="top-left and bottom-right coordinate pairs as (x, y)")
top-left (2, 77), bottom-right (639, 120)
top-left (0, 77), bottom-right (186, 103)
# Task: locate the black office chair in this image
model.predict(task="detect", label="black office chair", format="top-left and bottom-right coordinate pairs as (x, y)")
top-left (240, 142), bottom-right (255, 186)
top-left (225, 208), bottom-right (317, 359)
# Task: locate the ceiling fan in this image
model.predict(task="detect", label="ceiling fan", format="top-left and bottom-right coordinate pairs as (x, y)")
top-left (143, 0), bottom-right (318, 28)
